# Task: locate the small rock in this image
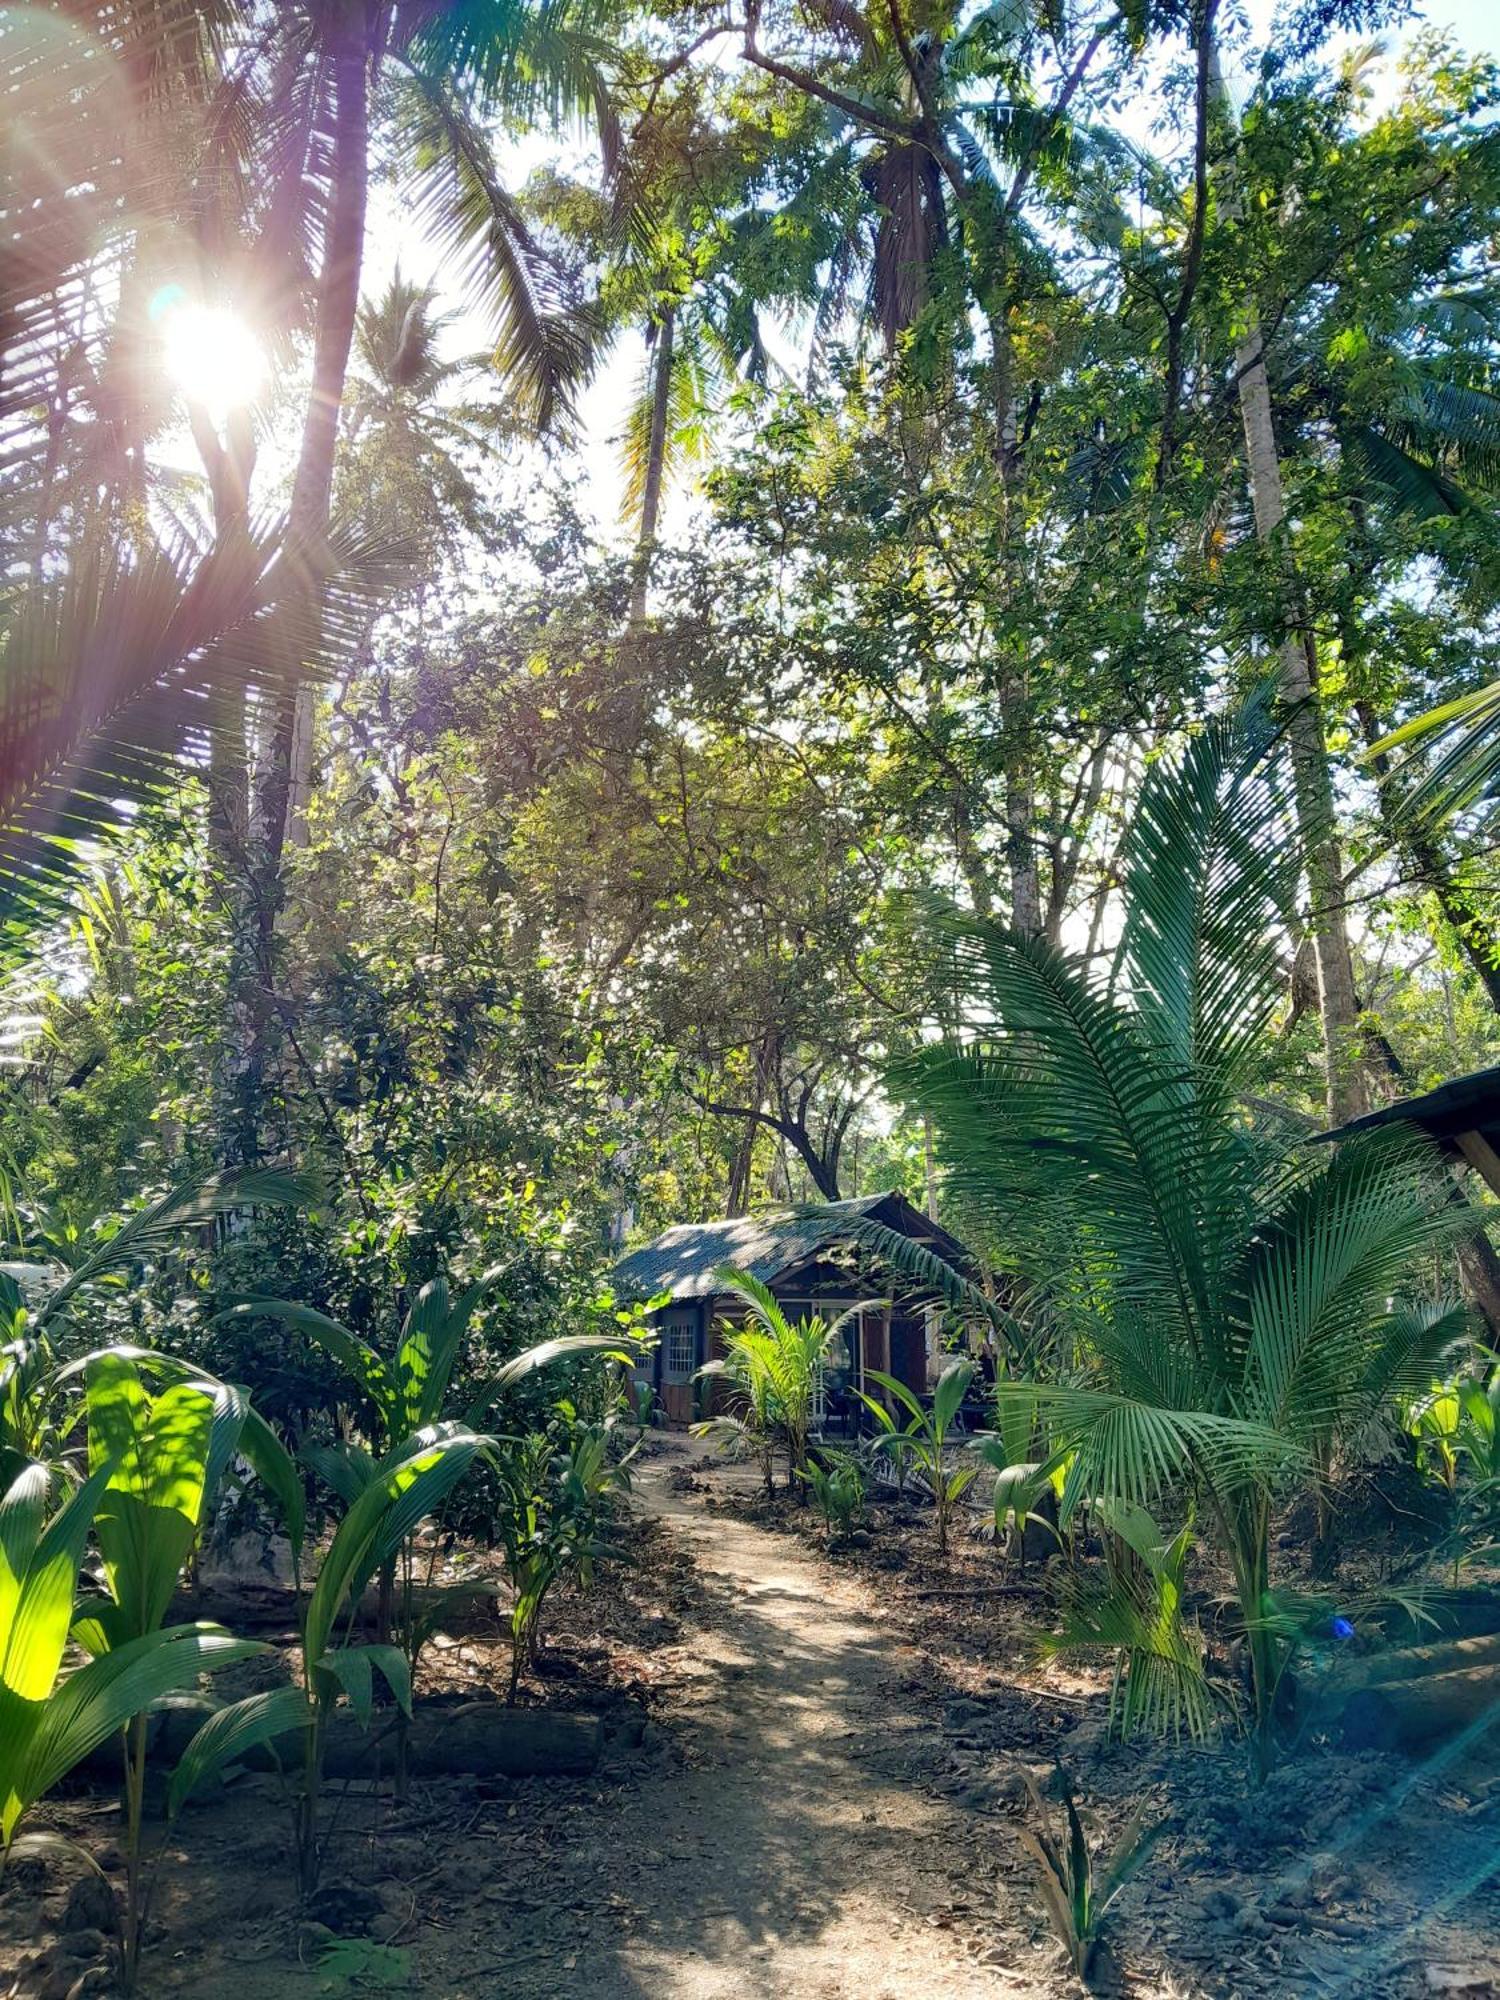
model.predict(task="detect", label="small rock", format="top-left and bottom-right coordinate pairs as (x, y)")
top-left (296, 1920), bottom-right (336, 1960)
top-left (1201, 1888), bottom-right (1239, 1921)
top-left (304, 1880), bottom-right (381, 1935)
top-left (943, 1699), bottom-right (988, 1731)
top-left (60, 1876), bottom-right (118, 1938)
top-left (65, 1971), bottom-right (117, 2000)
top-left (54, 1931), bottom-right (107, 1962)
top-left (369, 1913), bottom-right (404, 1944)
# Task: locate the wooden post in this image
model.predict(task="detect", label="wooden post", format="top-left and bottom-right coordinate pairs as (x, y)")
top-left (1454, 1129), bottom-right (1500, 1200)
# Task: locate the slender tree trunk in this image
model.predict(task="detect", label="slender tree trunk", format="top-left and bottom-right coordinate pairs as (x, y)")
top-left (258, 20), bottom-right (371, 863)
top-left (628, 307), bottom-right (675, 626)
top-left (1215, 53), bottom-right (1366, 1123)
top-left (989, 311), bottom-right (1041, 938)
top-left (191, 401), bottom-right (256, 871)
top-left (1001, 675), bottom-right (1042, 939)
top-left (190, 399), bottom-right (260, 1166)
top-left (232, 21), bottom-right (370, 1164)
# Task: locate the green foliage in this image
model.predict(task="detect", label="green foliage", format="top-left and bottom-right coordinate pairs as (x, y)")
top-left (1407, 1364), bottom-right (1500, 1577)
top-left (0, 1461), bottom-right (260, 1852)
top-left (858, 1360), bottom-right (977, 1556)
top-left (0, 527), bottom-right (406, 960)
top-left (1016, 1768), bottom-right (1161, 1980)
top-left (801, 1449), bottom-right (867, 1538)
top-left (495, 1395), bottom-right (639, 1698)
top-left (1045, 1504), bottom-right (1217, 1745)
top-left (897, 697), bottom-right (1470, 1762)
top-left (694, 1269), bottom-right (869, 1497)
top-left (172, 1424), bottom-right (494, 1891)
top-left (310, 1937), bottom-right (414, 1990)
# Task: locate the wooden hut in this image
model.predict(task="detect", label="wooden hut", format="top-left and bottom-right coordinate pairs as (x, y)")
top-left (610, 1189), bottom-right (979, 1427)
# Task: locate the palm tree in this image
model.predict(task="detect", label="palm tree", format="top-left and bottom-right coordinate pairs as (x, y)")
top-left (695, 0), bottom-right (1132, 937)
top-left (335, 274), bottom-right (519, 570)
top-left (245, 0), bottom-right (615, 855)
top-left (694, 1268), bottom-right (869, 1495)
top-left (3, 1), bottom-right (616, 856)
top-left (0, 522), bottom-right (399, 965)
top-left (860, 691), bottom-right (1468, 1767)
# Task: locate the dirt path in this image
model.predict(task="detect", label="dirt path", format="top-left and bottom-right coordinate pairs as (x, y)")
top-left (497, 1443), bottom-right (1037, 2000)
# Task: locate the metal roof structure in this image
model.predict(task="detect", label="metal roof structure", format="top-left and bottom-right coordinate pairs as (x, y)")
top-left (610, 1190), bottom-right (970, 1303)
top-left (1319, 1061), bottom-right (1500, 1195)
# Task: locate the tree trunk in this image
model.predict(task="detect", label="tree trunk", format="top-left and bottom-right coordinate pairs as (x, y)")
top-left (258, 22), bottom-right (371, 864)
top-left (191, 401), bottom-right (256, 871)
top-left (1002, 676), bottom-right (1042, 939)
top-left (1218, 59), bottom-right (1366, 1124)
top-left (629, 307), bottom-right (675, 626)
top-left (987, 290), bottom-right (1041, 939)
top-left (231, 22), bottom-right (369, 1165)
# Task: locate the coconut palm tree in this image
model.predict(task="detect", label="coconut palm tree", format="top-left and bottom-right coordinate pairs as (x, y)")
top-left (0, 521), bottom-right (401, 962)
top-left (3, 0), bottom-right (617, 859)
top-left (852, 690), bottom-right (1469, 1767)
top-left (694, 1268), bottom-right (872, 1495)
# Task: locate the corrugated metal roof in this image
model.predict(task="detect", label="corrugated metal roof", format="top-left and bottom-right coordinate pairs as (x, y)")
top-left (610, 1193), bottom-right (894, 1302)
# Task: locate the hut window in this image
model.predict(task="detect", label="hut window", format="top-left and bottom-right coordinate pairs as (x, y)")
top-left (663, 1317), bottom-right (697, 1379)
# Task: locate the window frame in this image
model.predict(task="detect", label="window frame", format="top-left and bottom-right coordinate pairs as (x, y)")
top-left (660, 1310), bottom-right (700, 1382)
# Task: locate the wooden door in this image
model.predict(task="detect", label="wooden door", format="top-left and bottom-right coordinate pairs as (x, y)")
top-left (889, 1315), bottom-right (927, 1399)
top-left (659, 1307), bottom-right (702, 1426)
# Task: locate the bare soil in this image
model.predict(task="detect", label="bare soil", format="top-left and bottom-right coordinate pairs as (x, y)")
top-left (5, 1436), bottom-right (1500, 1999)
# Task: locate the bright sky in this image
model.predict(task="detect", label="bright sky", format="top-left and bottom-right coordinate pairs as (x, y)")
top-left (353, 0), bottom-right (1499, 545)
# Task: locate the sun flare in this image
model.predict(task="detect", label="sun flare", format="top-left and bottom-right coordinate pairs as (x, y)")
top-left (157, 299), bottom-right (266, 424)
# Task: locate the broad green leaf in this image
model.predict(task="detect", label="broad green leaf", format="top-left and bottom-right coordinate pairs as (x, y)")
top-left (212, 1301), bottom-right (397, 1437)
top-left (318, 1644), bottom-right (412, 1728)
top-left (1, 1463), bottom-right (113, 1703)
top-left (168, 1683), bottom-right (314, 1819)
top-left (6, 1625), bottom-right (261, 1842)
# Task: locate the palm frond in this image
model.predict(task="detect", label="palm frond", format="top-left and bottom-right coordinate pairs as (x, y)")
top-left (1120, 685), bottom-right (1298, 1085)
top-left (1370, 681), bottom-right (1500, 831)
top-left (0, 520), bottom-right (407, 957)
top-left (1045, 1515), bottom-right (1218, 1742)
top-left (391, 70), bottom-right (594, 430)
top-left (1244, 1132), bottom-right (1466, 1449)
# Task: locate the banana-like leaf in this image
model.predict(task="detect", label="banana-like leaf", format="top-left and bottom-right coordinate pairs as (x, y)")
top-left (303, 1430), bottom-right (491, 1681)
top-left (59, 1345), bottom-right (307, 1564)
top-left (2, 1462), bottom-right (114, 1703)
top-left (465, 1336), bottom-right (636, 1424)
top-left (400, 1265), bottom-right (503, 1432)
top-left (301, 1439), bottom-right (380, 1511)
top-left (237, 1404), bottom-right (307, 1565)
top-left (212, 1300), bottom-right (397, 1436)
top-left (5, 1623), bottom-right (262, 1843)
top-left (167, 1683), bottom-right (314, 1820)
top-left (933, 1359), bottom-right (975, 1435)
top-left (82, 1352), bottom-right (244, 1646)
top-left (860, 1368), bottom-right (926, 1429)
top-left (317, 1644), bottom-right (412, 1729)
